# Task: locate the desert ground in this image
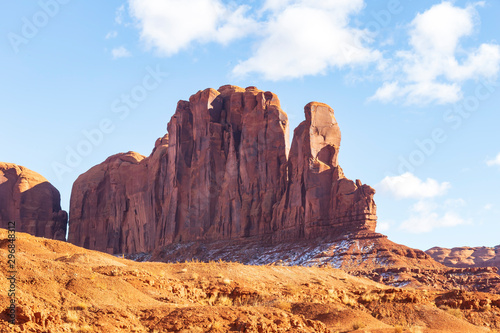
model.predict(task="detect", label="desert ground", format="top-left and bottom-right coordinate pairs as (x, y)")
top-left (1, 229), bottom-right (499, 333)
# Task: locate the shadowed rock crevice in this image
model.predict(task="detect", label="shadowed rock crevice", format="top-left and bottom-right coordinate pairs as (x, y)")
top-left (68, 85), bottom-right (377, 254)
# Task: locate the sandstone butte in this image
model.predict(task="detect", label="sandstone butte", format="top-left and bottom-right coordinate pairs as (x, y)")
top-left (427, 245), bottom-right (500, 270)
top-left (0, 162), bottom-right (67, 240)
top-left (68, 85), bottom-right (378, 255)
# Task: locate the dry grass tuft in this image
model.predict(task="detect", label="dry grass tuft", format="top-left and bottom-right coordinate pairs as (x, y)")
top-left (394, 326), bottom-right (404, 333)
top-left (341, 294), bottom-right (356, 307)
top-left (217, 295), bottom-right (233, 306)
top-left (65, 310), bottom-right (79, 323)
top-left (75, 301), bottom-right (88, 311)
top-left (352, 321), bottom-right (365, 330)
top-left (272, 299), bottom-right (292, 312)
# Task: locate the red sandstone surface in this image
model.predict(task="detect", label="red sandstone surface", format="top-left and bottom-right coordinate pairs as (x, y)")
top-left (2, 229), bottom-right (500, 333)
top-left (0, 162), bottom-right (67, 240)
top-left (427, 245), bottom-right (500, 270)
top-left (68, 85), bottom-right (376, 255)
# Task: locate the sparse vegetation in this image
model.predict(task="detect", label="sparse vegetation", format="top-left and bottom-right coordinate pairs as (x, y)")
top-left (3, 229), bottom-right (500, 333)
top-left (444, 306), bottom-right (462, 318)
top-left (341, 293), bottom-right (357, 307)
top-left (65, 310), bottom-right (79, 323)
top-left (74, 301), bottom-right (88, 311)
top-left (272, 299), bottom-right (292, 312)
top-left (352, 321), bottom-right (365, 330)
top-left (481, 304), bottom-right (492, 312)
top-left (410, 326), bottom-right (424, 333)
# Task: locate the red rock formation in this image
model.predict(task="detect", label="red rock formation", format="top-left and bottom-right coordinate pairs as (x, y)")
top-left (427, 245), bottom-right (500, 270)
top-left (0, 162), bottom-right (67, 240)
top-left (272, 102), bottom-right (377, 241)
top-left (68, 85), bottom-right (376, 254)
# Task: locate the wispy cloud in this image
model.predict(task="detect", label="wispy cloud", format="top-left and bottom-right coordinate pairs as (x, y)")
top-left (112, 46), bottom-right (131, 59)
top-left (370, 1), bottom-right (500, 105)
top-left (115, 5), bottom-right (125, 24)
top-left (484, 203), bottom-right (493, 210)
top-left (487, 153), bottom-right (500, 166)
top-left (377, 172), bottom-right (450, 200)
top-left (106, 31), bottom-right (118, 39)
top-left (400, 198), bottom-right (469, 233)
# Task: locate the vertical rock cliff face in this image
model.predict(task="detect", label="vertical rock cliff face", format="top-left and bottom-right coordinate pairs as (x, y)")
top-left (272, 102), bottom-right (377, 241)
top-left (0, 162), bottom-right (67, 240)
top-left (68, 85), bottom-right (376, 254)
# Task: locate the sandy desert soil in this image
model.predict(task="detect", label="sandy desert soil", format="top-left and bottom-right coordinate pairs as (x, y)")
top-left (0, 229), bottom-right (499, 333)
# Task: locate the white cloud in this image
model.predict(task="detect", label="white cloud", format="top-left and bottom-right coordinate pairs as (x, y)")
top-left (377, 172), bottom-right (450, 199)
top-left (370, 1), bottom-right (500, 105)
top-left (233, 0), bottom-right (382, 80)
top-left (112, 46), bottom-right (131, 59)
top-left (106, 31), bottom-right (118, 39)
top-left (487, 153), bottom-right (500, 166)
top-left (400, 198), bottom-right (468, 233)
top-left (128, 0), bottom-right (258, 56)
top-left (115, 5), bottom-right (125, 24)
top-left (376, 221), bottom-right (390, 232)
top-left (484, 203), bottom-right (493, 210)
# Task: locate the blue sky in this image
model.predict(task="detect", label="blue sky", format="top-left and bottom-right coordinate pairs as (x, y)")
top-left (1, 0), bottom-right (499, 251)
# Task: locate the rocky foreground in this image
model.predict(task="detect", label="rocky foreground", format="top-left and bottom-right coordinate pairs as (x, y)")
top-left (1, 229), bottom-right (500, 333)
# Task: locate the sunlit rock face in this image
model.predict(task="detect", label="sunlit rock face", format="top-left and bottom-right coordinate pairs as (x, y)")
top-left (68, 86), bottom-right (376, 254)
top-left (0, 162), bottom-right (67, 240)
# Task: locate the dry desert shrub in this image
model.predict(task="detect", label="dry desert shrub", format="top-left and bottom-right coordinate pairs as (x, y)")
top-left (75, 301), bottom-right (88, 311)
top-left (65, 310), bottom-right (79, 323)
top-left (233, 294), bottom-right (265, 307)
top-left (217, 295), bottom-right (233, 306)
top-left (203, 293), bottom-right (233, 306)
top-left (409, 326), bottom-right (424, 333)
top-left (77, 324), bottom-right (93, 333)
top-left (272, 299), bottom-right (292, 312)
top-left (481, 304), bottom-right (492, 312)
top-left (352, 321), bottom-right (366, 330)
top-left (439, 305), bottom-right (462, 318)
top-left (341, 294), bottom-right (357, 307)
top-left (394, 326), bottom-right (404, 333)
top-left (360, 292), bottom-right (380, 304)
top-left (209, 321), bottom-right (224, 331)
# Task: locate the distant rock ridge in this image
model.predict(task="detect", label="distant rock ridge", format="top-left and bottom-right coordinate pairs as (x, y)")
top-left (0, 162), bottom-right (67, 240)
top-left (68, 85), bottom-right (377, 254)
top-left (427, 245), bottom-right (500, 271)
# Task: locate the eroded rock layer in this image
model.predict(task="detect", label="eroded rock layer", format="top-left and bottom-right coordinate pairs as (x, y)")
top-left (0, 162), bottom-right (67, 240)
top-left (68, 85), bottom-right (377, 254)
top-left (427, 245), bottom-right (500, 270)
